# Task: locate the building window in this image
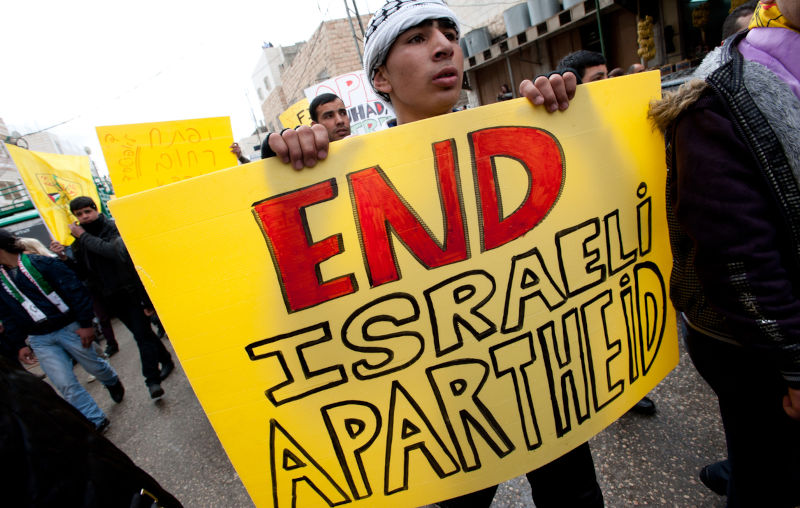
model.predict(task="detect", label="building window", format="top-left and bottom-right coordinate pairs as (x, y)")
top-left (263, 76), bottom-right (272, 92)
top-left (258, 88), bottom-right (265, 101)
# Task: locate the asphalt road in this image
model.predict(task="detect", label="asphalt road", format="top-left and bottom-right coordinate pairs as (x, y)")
top-left (32, 321), bottom-right (727, 507)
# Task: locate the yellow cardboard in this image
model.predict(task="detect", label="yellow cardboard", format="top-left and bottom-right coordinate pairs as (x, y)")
top-left (110, 71), bottom-right (677, 508)
top-left (5, 145), bottom-right (101, 244)
top-left (96, 116), bottom-right (235, 197)
top-left (279, 98), bottom-right (312, 129)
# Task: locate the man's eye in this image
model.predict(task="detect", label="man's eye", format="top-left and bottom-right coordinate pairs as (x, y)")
top-left (445, 32), bottom-right (458, 41)
top-left (408, 34), bottom-right (424, 43)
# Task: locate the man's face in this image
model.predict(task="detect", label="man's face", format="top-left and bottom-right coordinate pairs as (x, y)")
top-left (582, 64), bottom-right (608, 83)
top-left (313, 99), bottom-right (351, 141)
top-left (72, 206), bottom-right (99, 225)
top-left (374, 19), bottom-right (463, 124)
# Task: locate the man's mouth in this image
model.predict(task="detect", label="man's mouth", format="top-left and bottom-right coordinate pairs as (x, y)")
top-left (432, 67), bottom-right (459, 87)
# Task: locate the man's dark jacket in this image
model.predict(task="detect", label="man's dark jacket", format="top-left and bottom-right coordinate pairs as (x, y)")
top-left (70, 215), bottom-right (149, 304)
top-left (0, 255), bottom-right (94, 355)
top-left (0, 357), bottom-right (182, 507)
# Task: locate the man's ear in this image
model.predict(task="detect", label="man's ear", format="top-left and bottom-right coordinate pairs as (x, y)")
top-left (310, 120), bottom-right (318, 126)
top-left (373, 66), bottom-right (393, 96)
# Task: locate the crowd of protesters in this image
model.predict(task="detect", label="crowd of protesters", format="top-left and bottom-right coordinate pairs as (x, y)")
top-left (2, 0), bottom-right (798, 506)
top-left (255, 1), bottom-right (800, 506)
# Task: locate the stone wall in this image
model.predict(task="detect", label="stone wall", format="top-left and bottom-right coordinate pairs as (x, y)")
top-left (261, 15), bottom-right (370, 130)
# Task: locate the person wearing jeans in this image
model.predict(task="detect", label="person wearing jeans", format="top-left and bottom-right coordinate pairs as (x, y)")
top-left (29, 322), bottom-right (121, 428)
top-left (0, 230), bottom-right (123, 430)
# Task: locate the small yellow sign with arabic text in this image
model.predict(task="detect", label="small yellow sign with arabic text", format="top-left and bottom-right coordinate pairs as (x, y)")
top-left (96, 116), bottom-right (235, 197)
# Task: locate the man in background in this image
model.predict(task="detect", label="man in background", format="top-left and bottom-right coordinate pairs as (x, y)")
top-left (51, 197), bottom-right (174, 400)
top-left (309, 93), bottom-right (352, 142)
top-left (261, 93), bottom-right (352, 162)
top-left (722, 0), bottom-right (759, 38)
top-left (627, 62), bottom-right (646, 74)
top-left (557, 49), bottom-right (608, 83)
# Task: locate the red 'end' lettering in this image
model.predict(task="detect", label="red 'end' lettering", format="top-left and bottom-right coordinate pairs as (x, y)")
top-left (471, 127), bottom-right (563, 252)
top-left (348, 140), bottom-right (467, 287)
top-left (253, 179), bottom-right (356, 312)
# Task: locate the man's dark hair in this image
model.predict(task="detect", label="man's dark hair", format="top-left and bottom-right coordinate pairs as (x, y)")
top-left (722, 0), bottom-right (758, 39)
top-left (69, 196), bottom-right (97, 213)
top-left (556, 50), bottom-right (606, 82)
top-left (0, 230), bottom-right (23, 254)
top-left (309, 93), bottom-right (343, 123)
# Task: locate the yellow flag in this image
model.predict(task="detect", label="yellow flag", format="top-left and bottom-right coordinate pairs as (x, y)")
top-left (96, 116), bottom-right (236, 197)
top-left (5, 144), bottom-right (101, 245)
top-left (110, 72), bottom-right (678, 507)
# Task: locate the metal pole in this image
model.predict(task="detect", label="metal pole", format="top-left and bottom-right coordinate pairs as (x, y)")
top-left (657, 0), bottom-right (668, 66)
top-left (505, 56), bottom-right (517, 98)
top-left (244, 89), bottom-right (263, 144)
top-left (344, 0), bottom-right (364, 65)
top-left (351, 0), bottom-right (366, 39)
top-left (595, 0), bottom-right (607, 59)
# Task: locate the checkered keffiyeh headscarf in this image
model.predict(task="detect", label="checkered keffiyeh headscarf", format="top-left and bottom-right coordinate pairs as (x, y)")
top-left (363, 0), bottom-right (460, 101)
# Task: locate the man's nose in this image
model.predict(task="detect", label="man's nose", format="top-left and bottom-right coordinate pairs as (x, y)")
top-left (432, 32), bottom-right (454, 60)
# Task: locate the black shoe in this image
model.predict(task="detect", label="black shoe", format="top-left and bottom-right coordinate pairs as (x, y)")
top-left (96, 418), bottom-right (111, 433)
top-left (159, 362), bottom-right (175, 381)
top-left (148, 383), bottom-right (165, 399)
top-left (106, 379), bottom-right (125, 403)
top-left (629, 396), bottom-right (657, 416)
top-left (699, 460), bottom-right (730, 496)
top-left (104, 343), bottom-right (119, 357)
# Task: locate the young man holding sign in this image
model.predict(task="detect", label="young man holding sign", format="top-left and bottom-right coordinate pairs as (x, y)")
top-left (269, 1), bottom-right (602, 506)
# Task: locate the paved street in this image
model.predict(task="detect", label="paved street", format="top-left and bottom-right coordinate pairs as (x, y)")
top-left (33, 321), bottom-right (727, 507)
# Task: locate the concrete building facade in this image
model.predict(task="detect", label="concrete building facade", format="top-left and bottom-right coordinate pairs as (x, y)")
top-left (260, 15), bottom-right (370, 131)
top-left (0, 119), bottom-right (25, 211)
top-left (252, 42), bottom-right (306, 132)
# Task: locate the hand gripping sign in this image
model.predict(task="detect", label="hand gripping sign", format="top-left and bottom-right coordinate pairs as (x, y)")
top-left (110, 71), bottom-right (678, 508)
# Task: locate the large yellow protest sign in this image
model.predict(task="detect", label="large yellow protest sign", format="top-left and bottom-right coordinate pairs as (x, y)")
top-left (5, 144), bottom-right (100, 244)
top-left (279, 98), bottom-right (312, 129)
top-left (96, 116), bottom-right (235, 197)
top-left (110, 72), bottom-right (677, 507)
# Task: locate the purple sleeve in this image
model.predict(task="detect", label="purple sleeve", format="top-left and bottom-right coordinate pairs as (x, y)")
top-left (673, 100), bottom-right (800, 386)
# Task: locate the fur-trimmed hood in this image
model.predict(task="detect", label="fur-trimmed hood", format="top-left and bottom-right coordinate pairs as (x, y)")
top-left (648, 79), bottom-right (709, 134)
top-left (647, 45), bottom-right (727, 133)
